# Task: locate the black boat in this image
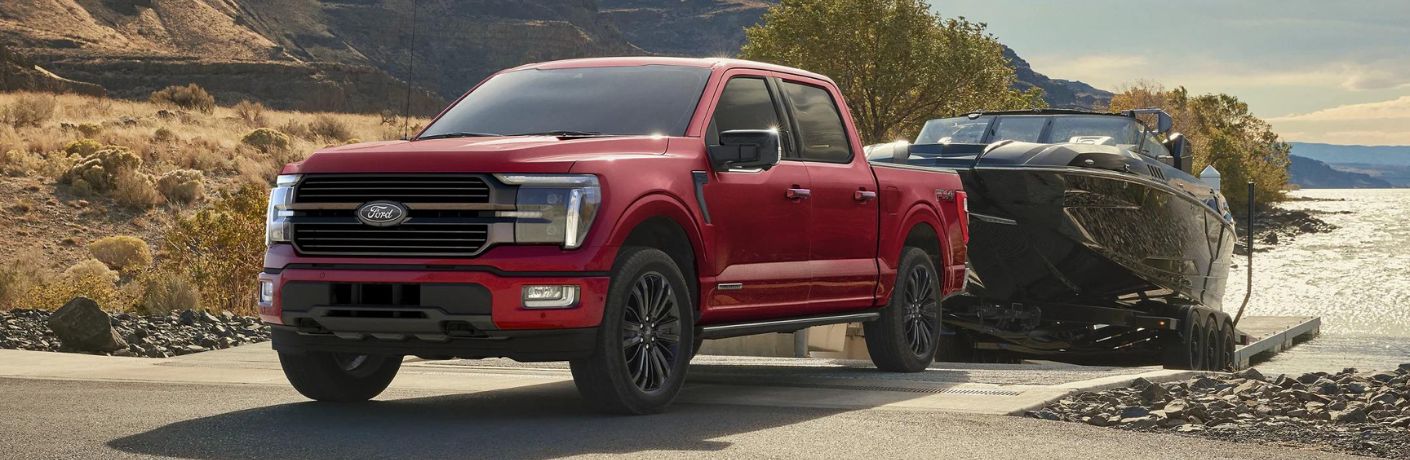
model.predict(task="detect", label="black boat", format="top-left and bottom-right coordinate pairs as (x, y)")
top-left (868, 109), bottom-right (1238, 369)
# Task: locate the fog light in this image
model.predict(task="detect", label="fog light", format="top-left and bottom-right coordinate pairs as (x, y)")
top-left (522, 285), bottom-right (579, 309)
top-left (258, 280), bottom-right (274, 304)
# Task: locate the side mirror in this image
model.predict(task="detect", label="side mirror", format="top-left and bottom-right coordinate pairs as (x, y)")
top-left (1165, 133), bottom-right (1193, 174)
top-left (708, 129), bottom-right (781, 171)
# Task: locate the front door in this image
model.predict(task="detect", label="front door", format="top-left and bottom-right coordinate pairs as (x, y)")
top-left (779, 79), bottom-right (881, 311)
top-left (702, 73), bottom-right (813, 321)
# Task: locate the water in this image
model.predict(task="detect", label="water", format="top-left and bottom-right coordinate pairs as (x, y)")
top-left (1222, 189), bottom-right (1410, 374)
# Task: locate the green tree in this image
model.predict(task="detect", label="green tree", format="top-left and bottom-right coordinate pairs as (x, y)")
top-left (1110, 83), bottom-right (1289, 212)
top-left (740, 0), bottom-right (1044, 144)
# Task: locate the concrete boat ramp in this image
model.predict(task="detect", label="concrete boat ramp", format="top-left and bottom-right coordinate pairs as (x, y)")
top-left (0, 316), bottom-right (1319, 416)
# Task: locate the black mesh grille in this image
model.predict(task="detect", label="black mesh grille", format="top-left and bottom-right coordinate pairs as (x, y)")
top-left (289, 174), bottom-right (503, 257)
top-left (295, 175), bottom-right (491, 204)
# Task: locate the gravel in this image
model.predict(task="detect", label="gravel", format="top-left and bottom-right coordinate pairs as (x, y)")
top-left (0, 309), bottom-right (269, 358)
top-left (1028, 367), bottom-right (1410, 458)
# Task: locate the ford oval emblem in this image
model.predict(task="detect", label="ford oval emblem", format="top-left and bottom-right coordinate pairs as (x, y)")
top-left (356, 201), bottom-right (409, 227)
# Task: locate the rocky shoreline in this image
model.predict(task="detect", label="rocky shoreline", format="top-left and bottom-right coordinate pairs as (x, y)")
top-left (1236, 207), bottom-right (1339, 254)
top-left (0, 307), bottom-right (269, 358)
top-left (1028, 368), bottom-right (1410, 458)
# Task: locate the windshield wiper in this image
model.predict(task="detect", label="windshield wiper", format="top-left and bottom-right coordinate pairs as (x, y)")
top-left (509, 130), bottom-right (611, 138)
top-left (414, 132), bottom-right (503, 141)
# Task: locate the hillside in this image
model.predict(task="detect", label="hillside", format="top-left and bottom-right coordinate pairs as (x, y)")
top-left (1288, 155), bottom-right (1393, 189)
top-left (0, 0), bottom-right (643, 113)
top-left (2, 0), bottom-right (1112, 113)
top-left (1290, 142), bottom-right (1410, 167)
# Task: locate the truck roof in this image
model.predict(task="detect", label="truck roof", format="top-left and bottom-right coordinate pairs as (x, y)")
top-left (512, 56), bottom-right (835, 85)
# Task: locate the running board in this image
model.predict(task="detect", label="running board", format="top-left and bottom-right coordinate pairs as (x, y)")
top-left (698, 311), bottom-right (880, 340)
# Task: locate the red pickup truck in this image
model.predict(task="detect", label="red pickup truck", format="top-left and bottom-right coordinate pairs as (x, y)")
top-left (258, 57), bottom-right (969, 413)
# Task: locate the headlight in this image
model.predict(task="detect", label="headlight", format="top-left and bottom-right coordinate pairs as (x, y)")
top-left (494, 174), bottom-right (601, 249)
top-left (265, 174), bottom-right (300, 245)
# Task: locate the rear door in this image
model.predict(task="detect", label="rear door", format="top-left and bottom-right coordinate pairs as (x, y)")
top-left (778, 78), bottom-right (881, 311)
top-left (701, 72), bottom-right (814, 318)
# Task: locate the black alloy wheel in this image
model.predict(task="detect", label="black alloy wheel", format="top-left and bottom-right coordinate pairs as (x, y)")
top-left (621, 272), bottom-right (683, 392)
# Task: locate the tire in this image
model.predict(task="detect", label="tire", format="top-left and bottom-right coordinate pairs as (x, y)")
top-left (1166, 307), bottom-right (1206, 370)
top-left (570, 247), bottom-right (695, 415)
top-left (1204, 316), bottom-right (1221, 371)
top-left (278, 351), bottom-right (402, 402)
top-left (864, 247), bottom-right (942, 372)
top-left (1220, 316), bottom-right (1237, 371)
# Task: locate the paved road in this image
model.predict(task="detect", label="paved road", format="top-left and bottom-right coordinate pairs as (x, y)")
top-left (0, 377), bottom-right (1350, 459)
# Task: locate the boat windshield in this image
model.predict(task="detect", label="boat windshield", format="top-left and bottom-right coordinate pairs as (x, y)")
top-left (915, 114), bottom-right (1144, 146)
top-left (916, 116), bottom-right (992, 144)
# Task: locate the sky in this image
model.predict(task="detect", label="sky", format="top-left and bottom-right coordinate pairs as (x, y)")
top-left (931, 0), bottom-right (1410, 146)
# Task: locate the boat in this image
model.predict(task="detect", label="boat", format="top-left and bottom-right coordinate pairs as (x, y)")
top-left (867, 109), bottom-right (1238, 368)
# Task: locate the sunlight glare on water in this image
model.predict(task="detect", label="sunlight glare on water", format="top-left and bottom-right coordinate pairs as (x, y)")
top-left (1224, 189), bottom-right (1410, 373)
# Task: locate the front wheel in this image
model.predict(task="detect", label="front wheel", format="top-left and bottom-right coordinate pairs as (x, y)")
top-left (570, 247), bottom-right (695, 414)
top-left (864, 247), bottom-right (942, 372)
top-left (278, 351), bottom-right (402, 402)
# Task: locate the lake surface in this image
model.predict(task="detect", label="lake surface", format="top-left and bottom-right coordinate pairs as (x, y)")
top-left (1223, 189), bottom-right (1410, 374)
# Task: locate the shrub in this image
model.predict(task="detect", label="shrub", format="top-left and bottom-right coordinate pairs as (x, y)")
top-left (2, 94), bottom-right (57, 128)
top-left (76, 123), bottom-right (102, 137)
top-left (240, 127), bottom-right (290, 153)
top-left (0, 258), bottom-right (38, 309)
top-left (150, 84), bottom-right (216, 114)
top-left (65, 258), bottom-right (119, 283)
top-left (112, 170), bottom-right (163, 209)
top-left (88, 236), bottom-right (153, 272)
top-left (63, 138), bottom-right (104, 157)
top-left (153, 127), bottom-right (175, 142)
top-left (17, 259), bottom-right (124, 310)
top-left (233, 100), bottom-right (268, 127)
top-left (60, 145), bottom-right (142, 196)
top-left (1, 149), bottom-right (41, 176)
top-left (162, 184), bottom-right (266, 314)
top-left (134, 271), bottom-right (200, 314)
top-left (308, 115), bottom-right (352, 142)
top-left (156, 169), bottom-right (204, 204)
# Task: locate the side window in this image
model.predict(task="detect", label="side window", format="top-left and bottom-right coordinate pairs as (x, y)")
top-left (990, 116), bottom-right (1047, 143)
top-left (781, 81), bottom-right (852, 163)
top-left (708, 77), bottom-right (782, 146)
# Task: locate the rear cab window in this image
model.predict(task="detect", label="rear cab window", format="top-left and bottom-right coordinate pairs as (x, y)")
top-left (780, 81), bottom-right (853, 163)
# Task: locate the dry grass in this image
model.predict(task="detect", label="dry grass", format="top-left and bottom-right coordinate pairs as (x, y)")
top-left (88, 235), bottom-right (154, 272)
top-left (0, 89), bottom-right (429, 313)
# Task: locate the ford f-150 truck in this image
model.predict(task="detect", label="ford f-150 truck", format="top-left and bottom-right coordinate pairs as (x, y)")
top-left (259, 57), bottom-right (969, 414)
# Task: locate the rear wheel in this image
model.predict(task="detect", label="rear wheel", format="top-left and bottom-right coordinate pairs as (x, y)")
top-left (864, 247), bottom-right (942, 372)
top-left (1219, 316), bottom-right (1237, 371)
top-left (1204, 316), bottom-right (1222, 370)
top-left (570, 247), bottom-right (695, 414)
top-left (278, 351), bottom-right (402, 402)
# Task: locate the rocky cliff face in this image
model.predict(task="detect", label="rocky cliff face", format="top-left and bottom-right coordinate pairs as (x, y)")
top-left (1, 0), bottom-right (1112, 113)
top-left (1002, 46), bottom-right (1112, 110)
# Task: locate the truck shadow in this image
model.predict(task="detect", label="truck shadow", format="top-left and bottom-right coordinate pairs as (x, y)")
top-left (105, 379), bottom-right (875, 459)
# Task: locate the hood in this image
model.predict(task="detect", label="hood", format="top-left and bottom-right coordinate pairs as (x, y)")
top-left (287, 136), bottom-right (672, 174)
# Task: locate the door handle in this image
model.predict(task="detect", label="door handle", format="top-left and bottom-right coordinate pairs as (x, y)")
top-left (854, 190), bottom-right (877, 202)
top-left (785, 187), bottom-right (812, 200)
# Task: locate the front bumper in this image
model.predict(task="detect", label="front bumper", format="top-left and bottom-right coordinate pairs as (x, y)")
top-left (258, 244), bottom-right (612, 360)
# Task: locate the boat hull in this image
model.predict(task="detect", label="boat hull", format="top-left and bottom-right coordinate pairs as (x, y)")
top-left (962, 165), bottom-right (1235, 310)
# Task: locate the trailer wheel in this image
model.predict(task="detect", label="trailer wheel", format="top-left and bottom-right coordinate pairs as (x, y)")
top-left (1220, 317), bottom-right (1237, 371)
top-left (1203, 316), bottom-right (1221, 371)
top-left (864, 247), bottom-right (942, 372)
top-left (1166, 307), bottom-right (1206, 370)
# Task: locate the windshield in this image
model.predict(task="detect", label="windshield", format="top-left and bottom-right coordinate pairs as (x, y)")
top-left (915, 114), bottom-right (1144, 146)
top-left (916, 116), bottom-right (992, 144)
top-left (419, 65), bottom-right (712, 138)
top-left (1048, 116), bottom-right (1140, 145)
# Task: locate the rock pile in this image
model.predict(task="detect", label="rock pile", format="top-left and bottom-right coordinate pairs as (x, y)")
top-left (1030, 367), bottom-right (1410, 458)
top-left (1, 307), bottom-right (269, 357)
top-left (1237, 207), bottom-right (1338, 254)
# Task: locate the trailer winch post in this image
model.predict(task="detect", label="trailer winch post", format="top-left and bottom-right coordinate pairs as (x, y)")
top-left (1233, 181), bottom-right (1254, 328)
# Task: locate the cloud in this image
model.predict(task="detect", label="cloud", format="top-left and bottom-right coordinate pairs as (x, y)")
top-left (1338, 61), bottom-right (1410, 91)
top-left (1269, 96), bottom-right (1410, 146)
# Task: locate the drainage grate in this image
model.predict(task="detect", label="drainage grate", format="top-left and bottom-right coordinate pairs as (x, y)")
top-left (692, 378), bottom-right (1024, 396)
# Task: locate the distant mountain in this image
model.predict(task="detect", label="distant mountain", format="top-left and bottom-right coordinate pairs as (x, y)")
top-left (1, 0), bottom-right (1113, 113)
top-left (1288, 155), bottom-right (1393, 189)
top-left (1289, 142), bottom-right (1410, 166)
top-left (601, 0), bottom-right (1114, 111)
top-left (1002, 46), bottom-right (1113, 110)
